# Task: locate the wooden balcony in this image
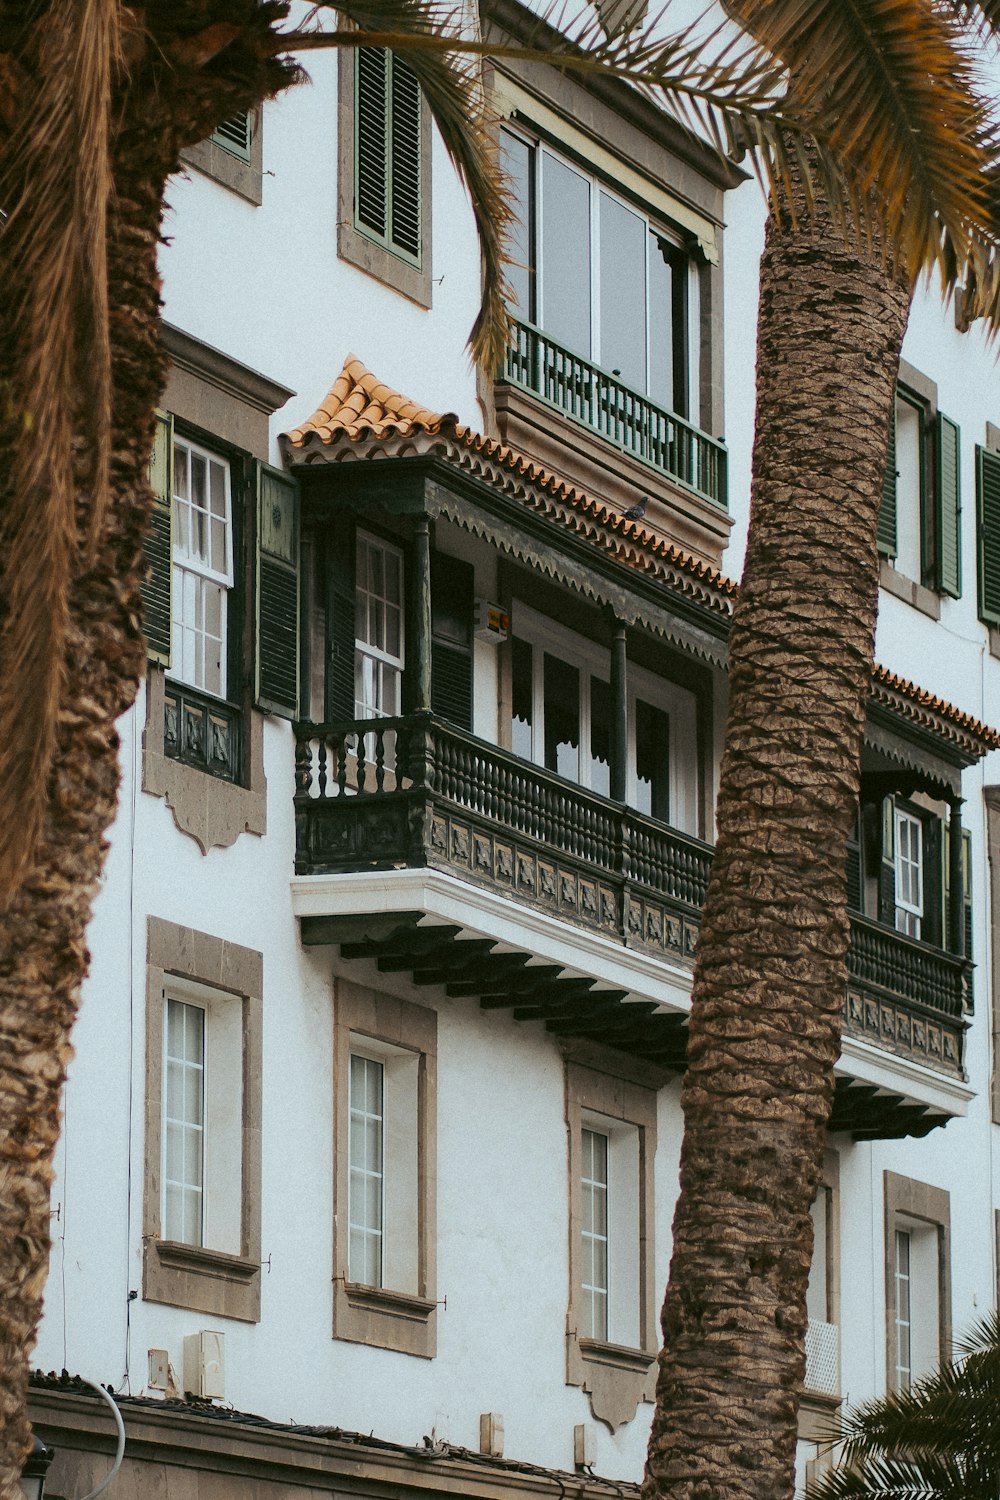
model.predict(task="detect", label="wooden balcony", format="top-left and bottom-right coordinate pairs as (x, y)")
top-left (294, 714), bottom-right (970, 1135)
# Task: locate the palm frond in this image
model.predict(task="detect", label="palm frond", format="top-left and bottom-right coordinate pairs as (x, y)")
top-left (0, 0), bottom-right (118, 906)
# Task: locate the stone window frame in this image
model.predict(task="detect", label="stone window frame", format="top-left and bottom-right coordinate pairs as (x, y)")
top-left (878, 359), bottom-right (943, 619)
top-left (565, 1058), bottom-right (657, 1432)
top-left (142, 325), bottom-right (294, 853)
top-left (143, 918), bottom-right (263, 1323)
top-left (883, 1170), bottom-right (951, 1391)
top-left (332, 979), bottom-right (438, 1357)
top-left (337, 47), bottom-right (433, 308)
top-left (181, 108), bottom-right (263, 206)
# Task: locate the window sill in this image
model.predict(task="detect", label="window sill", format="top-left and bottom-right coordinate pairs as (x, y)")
top-left (577, 1337), bottom-right (656, 1375)
top-left (334, 1277), bottom-right (437, 1357)
top-left (143, 1237), bottom-right (261, 1323)
top-left (879, 560), bottom-right (941, 620)
top-left (343, 1282), bottom-right (437, 1321)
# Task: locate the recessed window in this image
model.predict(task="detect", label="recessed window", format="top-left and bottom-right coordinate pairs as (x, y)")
top-left (334, 982), bottom-right (437, 1356)
top-left (884, 1172), bottom-right (951, 1392)
top-left (355, 48), bottom-right (422, 267)
top-left (143, 919), bottom-right (263, 1323)
top-left (878, 376), bottom-right (961, 599)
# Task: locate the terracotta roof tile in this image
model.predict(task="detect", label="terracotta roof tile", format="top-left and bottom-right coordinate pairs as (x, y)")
top-left (282, 358), bottom-right (1000, 755)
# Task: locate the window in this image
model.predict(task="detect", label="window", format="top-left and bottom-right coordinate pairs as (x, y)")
top-left (894, 805), bottom-right (924, 939)
top-left (337, 48), bottom-right (432, 305)
top-left (171, 436), bottom-right (233, 699)
top-left (976, 442), bottom-right (1000, 626)
top-left (878, 376), bottom-right (961, 598)
top-left (510, 603), bottom-right (698, 834)
top-left (355, 532), bottom-right (404, 718)
top-left (884, 1172), bottom-right (951, 1391)
top-left (141, 408), bottom-right (299, 796)
top-left (143, 919), bottom-right (263, 1322)
top-left (333, 981), bottom-right (437, 1356)
top-left (501, 128), bottom-right (698, 418)
top-left (181, 106), bottom-right (263, 205)
top-left (565, 1061), bottom-right (657, 1431)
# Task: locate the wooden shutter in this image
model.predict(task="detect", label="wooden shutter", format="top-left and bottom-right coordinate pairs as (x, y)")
top-left (877, 396), bottom-right (898, 557)
top-left (142, 409), bottom-right (173, 665)
top-left (934, 413), bottom-right (961, 597)
top-left (922, 816), bottom-right (942, 948)
top-left (431, 551), bottom-right (474, 729)
top-left (943, 827), bottom-right (973, 962)
top-left (254, 463), bottom-right (300, 718)
top-left (355, 48), bottom-right (421, 266)
top-left (977, 445), bottom-right (1000, 625)
top-left (356, 48), bottom-right (389, 241)
top-left (389, 56), bottom-right (421, 261)
top-left (212, 112), bottom-right (252, 163)
top-left (877, 798), bottom-right (896, 926)
top-left (329, 513), bottom-right (357, 721)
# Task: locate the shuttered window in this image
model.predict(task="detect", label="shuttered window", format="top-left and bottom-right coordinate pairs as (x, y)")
top-left (976, 445), bottom-right (1000, 626)
top-left (212, 112), bottom-right (252, 164)
top-left (935, 415), bottom-right (961, 597)
top-left (355, 48), bottom-right (422, 266)
top-left (878, 384), bottom-right (962, 596)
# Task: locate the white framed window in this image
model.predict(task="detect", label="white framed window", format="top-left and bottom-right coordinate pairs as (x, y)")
top-left (161, 977), bottom-right (243, 1255)
top-left (500, 128), bottom-right (699, 418)
top-left (894, 806), bottom-right (924, 939)
top-left (348, 1052), bottom-right (385, 1286)
top-left (334, 983), bottom-right (437, 1356)
top-left (171, 436), bottom-right (234, 698)
top-left (581, 1127), bottom-right (610, 1341)
top-left (355, 531), bottom-right (404, 719)
top-left (884, 1173), bottom-right (950, 1393)
top-left (346, 1037), bottom-right (419, 1292)
top-left (510, 602), bottom-right (698, 833)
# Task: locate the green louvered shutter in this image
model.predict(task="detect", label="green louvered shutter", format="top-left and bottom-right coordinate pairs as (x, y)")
top-left (389, 57), bottom-right (421, 261)
top-left (254, 463), bottom-right (300, 718)
top-left (935, 413), bottom-right (961, 597)
top-left (877, 396), bottom-right (898, 557)
top-left (977, 446), bottom-right (1000, 625)
top-left (142, 409), bottom-right (173, 665)
top-left (431, 551), bottom-right (474, 729)
top-left (212, 112), bottom-right (252, 163)
top-left (877, 798), bottom-right (896, 925)
top-left (329, 513), bottom-right (357, 721)
top-left (355, 48), bottom-right (421, 266)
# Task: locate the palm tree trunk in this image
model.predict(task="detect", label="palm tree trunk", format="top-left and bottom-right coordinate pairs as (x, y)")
top-left (642, 179), bottom-right (911, 1499)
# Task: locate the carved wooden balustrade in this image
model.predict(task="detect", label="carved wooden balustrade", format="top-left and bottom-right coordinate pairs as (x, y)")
top-left (294, 714), bottom-right (970, 1080)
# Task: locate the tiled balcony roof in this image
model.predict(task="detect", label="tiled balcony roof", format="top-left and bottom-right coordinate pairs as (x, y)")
top-left (283, 356), bottom-right (1000, 761)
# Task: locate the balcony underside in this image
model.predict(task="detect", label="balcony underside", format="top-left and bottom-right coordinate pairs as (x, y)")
top-left (294, 716), bottom-right (971, 1140)
top-left (298, 903), bottom-right (963, 1139)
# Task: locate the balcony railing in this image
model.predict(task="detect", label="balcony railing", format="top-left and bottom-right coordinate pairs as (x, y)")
top-left (294, 715), bottom-right (970, 1076)
top-left (501, 318), bottom-right (728, 510)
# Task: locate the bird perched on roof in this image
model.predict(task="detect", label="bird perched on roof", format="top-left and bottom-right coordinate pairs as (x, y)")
top-left (621, 496), bottom-right (648, 521)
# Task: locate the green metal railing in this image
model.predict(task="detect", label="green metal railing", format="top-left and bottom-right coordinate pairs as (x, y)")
top-left (501, 318), bottom-right (728, 510)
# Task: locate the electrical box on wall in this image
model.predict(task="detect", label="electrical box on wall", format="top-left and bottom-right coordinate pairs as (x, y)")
top-left (474, 599), bottom-right (510, 643)
top-left (183, 1330), bottom-right (225, 1400)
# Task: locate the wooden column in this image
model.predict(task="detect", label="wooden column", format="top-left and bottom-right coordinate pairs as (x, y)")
top-left (610, 616), bottom-right (628, 803)
top-left (411, 516), bottom-right (432, 713)
top-left (948, 793), bottom-right (965, 957)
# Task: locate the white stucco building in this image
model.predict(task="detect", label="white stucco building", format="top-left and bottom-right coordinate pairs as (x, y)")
top-left (27, 6), bottom-right (1000, 1498)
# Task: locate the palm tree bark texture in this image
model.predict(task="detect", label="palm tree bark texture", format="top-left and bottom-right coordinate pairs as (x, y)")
top-left (642, 177), bottom-right (911, 1500)
top-left (0, 5), bottom-right (295, 1492)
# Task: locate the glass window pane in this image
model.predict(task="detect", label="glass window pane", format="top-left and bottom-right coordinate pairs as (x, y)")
top-left (512, 637), bottom-right (534, 760)
top-left (635, 699), bottom-right (670, 821)
top-left (600, 192), bottom-right (646, 389)
top-left (543, 654), bottom-right (580, 780)
top-left (501, 131), bottom-right (535, 321)
top-left (590, 678), bottom-right (612, 797)
top-left (541, 153), bottom-right (591, 357)
top-left (649, 235), bottom-right (688, 417)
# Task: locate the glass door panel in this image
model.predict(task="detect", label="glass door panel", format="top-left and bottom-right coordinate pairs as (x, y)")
top-left (599, 192), bottom-right (646, 391)
top-left (541, 153), bottom-right (591, 357)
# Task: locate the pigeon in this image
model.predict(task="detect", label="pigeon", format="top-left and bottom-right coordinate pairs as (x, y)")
top-left (621, 496), bottom-right (648, 521)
